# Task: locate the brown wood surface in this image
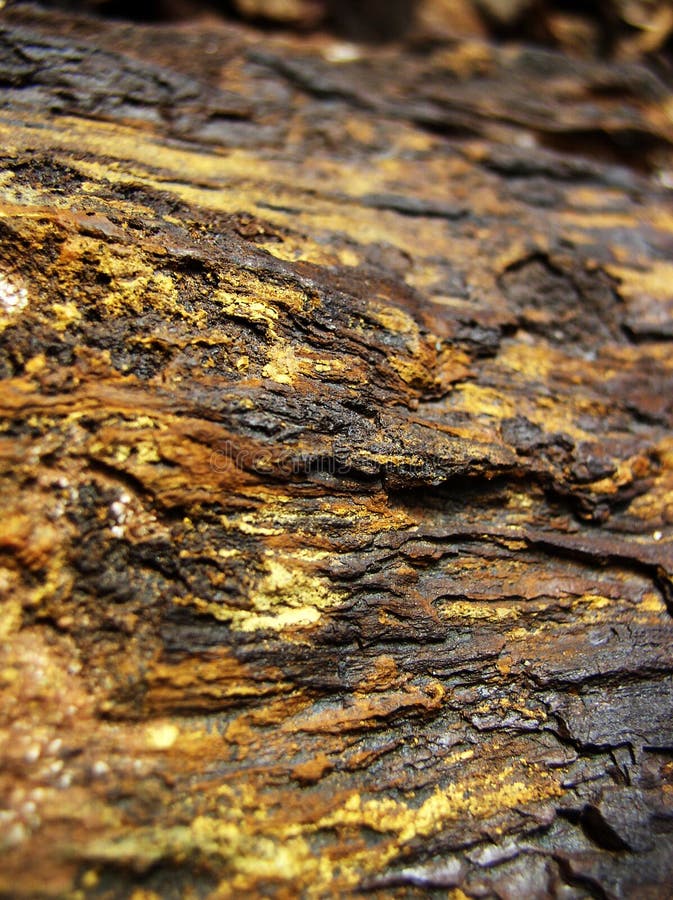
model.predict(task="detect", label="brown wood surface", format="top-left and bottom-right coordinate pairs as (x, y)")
top-left (1, 5), bottom-right (673, 898)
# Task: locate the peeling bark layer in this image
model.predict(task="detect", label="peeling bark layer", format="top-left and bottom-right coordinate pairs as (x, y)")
top-left (1, 7), bottom-right (673, 898)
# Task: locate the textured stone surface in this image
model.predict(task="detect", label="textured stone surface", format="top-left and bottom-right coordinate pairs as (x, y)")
top-left (1, 6), bottom-right (673, 897)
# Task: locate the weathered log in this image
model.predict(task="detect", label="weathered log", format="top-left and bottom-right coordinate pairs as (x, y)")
top-left (1, 5), bottom-right (673, 897)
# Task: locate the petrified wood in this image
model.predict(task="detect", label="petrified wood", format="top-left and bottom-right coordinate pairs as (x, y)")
top-left (1, 5), bottom-right (673, 897)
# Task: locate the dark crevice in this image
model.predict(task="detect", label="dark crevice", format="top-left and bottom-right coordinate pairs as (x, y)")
top-left (555, 855), bottom-right (611, 900)
top-left (85, 456), bottom-right (154, 500)
top-left (537, 128), bottom-right (670, 175)
top-left (580, 805), bottom-right (631, 852)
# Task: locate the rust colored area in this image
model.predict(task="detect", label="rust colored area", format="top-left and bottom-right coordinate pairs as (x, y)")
top-left (1, 5), bottom-right (673, 897)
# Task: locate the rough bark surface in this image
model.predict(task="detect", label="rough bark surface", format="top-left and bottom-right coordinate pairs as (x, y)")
top-left (1, 5), bottom-right (673, 898)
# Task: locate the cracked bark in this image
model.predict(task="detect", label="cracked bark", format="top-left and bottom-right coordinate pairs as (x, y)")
top-left (1, 5), bottom-right (673, 898)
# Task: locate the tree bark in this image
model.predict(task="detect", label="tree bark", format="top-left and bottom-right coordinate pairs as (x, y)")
top-left (1, 6), bottom-right (673, 898)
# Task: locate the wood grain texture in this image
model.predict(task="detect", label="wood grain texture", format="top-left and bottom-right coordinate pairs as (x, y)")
top-left (1, 6), bottom-right (673, 898)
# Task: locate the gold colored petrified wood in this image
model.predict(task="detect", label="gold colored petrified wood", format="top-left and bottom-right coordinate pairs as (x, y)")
top-left (1, 6), bottom-right (673, 897)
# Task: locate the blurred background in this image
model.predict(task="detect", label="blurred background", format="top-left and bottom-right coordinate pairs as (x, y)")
top-left (6, 0), bottom-right (673, 63)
